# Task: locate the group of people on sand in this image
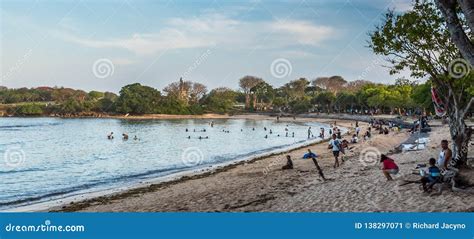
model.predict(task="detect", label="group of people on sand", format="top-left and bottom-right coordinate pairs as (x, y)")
top-left (279, 119), bottom-right (452, 193)
top-left (280, 121), bottom-right (361, 178)
top-left (380, 139), bottom-right (452, 192)
top-left (107, 132), bottom-right (138, 141)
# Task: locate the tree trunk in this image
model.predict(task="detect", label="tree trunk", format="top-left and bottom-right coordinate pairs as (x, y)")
top-left (447, 111), bottom-right (472, 167)
top-left (252, 94), bottom-right (257, 110)
top-left (245, 94), bottom-right (250, 109)
top-left (458, 0), bottom-right (474, 32)
top-left (435, 0), bottom-right (474, 65)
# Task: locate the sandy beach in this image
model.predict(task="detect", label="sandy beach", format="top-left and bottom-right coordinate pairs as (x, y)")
top-left (48, 115), bottom-right (473, 212)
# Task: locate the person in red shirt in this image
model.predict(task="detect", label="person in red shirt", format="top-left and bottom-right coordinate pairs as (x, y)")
top-left (380, 154), bottom-right (399, 181)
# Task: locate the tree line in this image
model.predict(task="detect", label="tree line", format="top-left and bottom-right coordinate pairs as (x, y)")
top-left (0, 76), bottom-right (441, 117)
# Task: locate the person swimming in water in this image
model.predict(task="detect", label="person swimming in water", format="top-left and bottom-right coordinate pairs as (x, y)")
top-left (134, 135), bottom-right (138, 140)
top-left (122, 133), bottom-right (129, 140)
top-left (107, 132), bottom-right (114, 139)
top-left (264, 135), bottom-right (268, 139)
top-left (269, 129), bottom-right (273, 134)
top-left (292, 132), bottom-right (295, 137)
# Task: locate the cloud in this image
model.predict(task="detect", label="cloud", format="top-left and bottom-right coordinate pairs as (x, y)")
top-left (56, 14), bottom-right (336, 55)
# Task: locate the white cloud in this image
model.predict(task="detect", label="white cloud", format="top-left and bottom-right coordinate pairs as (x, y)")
top-left (56, 14), bottom-right (336, 56)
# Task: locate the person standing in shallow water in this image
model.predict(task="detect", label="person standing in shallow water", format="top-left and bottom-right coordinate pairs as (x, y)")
top-left (307, 127), bottom-right (312, 139)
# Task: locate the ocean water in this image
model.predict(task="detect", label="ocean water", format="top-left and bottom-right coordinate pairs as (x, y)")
top-left (0, 117), bottom-right (332, 209)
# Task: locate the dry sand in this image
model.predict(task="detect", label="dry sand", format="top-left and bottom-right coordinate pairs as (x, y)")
top-left (53, 117), bottom-right (474, 212)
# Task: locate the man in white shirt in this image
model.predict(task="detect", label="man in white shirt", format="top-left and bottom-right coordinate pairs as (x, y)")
top-left (328, 134), bottom-right (341, 168)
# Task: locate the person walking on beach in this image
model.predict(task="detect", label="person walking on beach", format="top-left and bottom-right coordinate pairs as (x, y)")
top-left (380, 154), bottom-right (399, 181)
top-left (328, 134), bottom-right (342, 168)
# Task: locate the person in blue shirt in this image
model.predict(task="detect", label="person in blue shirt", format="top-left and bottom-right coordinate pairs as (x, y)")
top-left (421, 158), bottom-right (441, 192)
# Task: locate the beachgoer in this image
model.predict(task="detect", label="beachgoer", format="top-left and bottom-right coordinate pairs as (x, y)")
top-left (269, 129), bottom-right (273, 134)
top-left (282, 155), bottom-right (293, 170)
top-left (122, 133), bottom-right (129, 140)
top-left (380, 154), bottom-right (399, 181)
top-left (134, 135), bottom-right (138, 140)
top-left (328, 134), bottom-right (341, 168)
top-left (107, 132), bottom-right (114, 140)
top-left (307, 127), bottom-right (312, 139)
top-left (292, 132), bottom-right (295, 138)
top-left (438, 140), bottom-right (452, 170)
top-left (355, 126), bottom-right (360, 137)
top-left (421, 158), bottom-right (441, 191)
top-left (265, 135), bottom-right (268, 139)
top-left (351, 134), bottom-right (358, 143)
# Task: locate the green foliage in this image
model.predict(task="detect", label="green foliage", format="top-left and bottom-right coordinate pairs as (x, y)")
top-left (9, 103), bottom-right (45, 116)
top-left (203, 88), bottom-right (237, 114)
top-left (289, 97), bottom-right (312, 114)
top-left (115, 83), bottom-right (161, 114)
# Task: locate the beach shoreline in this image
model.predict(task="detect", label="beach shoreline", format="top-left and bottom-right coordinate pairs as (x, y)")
top-left (49, 117), bottom-right (397, 212)
top-left (7, 114), bottom-right (472, 212)
top-left (4, 115), bottom-right (346, 212)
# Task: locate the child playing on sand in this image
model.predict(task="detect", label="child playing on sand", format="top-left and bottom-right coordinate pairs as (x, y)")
top-left (380, 154), bottom-right (398, 181)
top-left (420, 158), bottom-right (441, 192)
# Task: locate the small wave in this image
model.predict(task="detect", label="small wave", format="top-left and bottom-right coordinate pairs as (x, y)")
top-left (0, 167), bottom-right (188, 208)
top-left (0, 122), bottom-right (61, 129)
top-left (0, 168), bottom-right (47, 174)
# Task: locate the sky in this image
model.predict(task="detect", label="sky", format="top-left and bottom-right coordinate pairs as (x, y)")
top-left (0, 0), bottom-right (414, 93)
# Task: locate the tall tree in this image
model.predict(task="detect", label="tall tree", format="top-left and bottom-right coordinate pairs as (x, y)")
top-left (312, 76), bottom-right (347, 94)
top-left (369, 0), bottom-right (473, 166)
top-left (239, 76), bottom-right (263, 109)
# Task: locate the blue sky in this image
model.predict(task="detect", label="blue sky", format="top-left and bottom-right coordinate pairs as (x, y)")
top-left (1, 0), bottom-right (413, 93)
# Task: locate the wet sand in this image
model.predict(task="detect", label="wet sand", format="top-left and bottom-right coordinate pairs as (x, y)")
top-left (50, 117), bottom-right (473, 212)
